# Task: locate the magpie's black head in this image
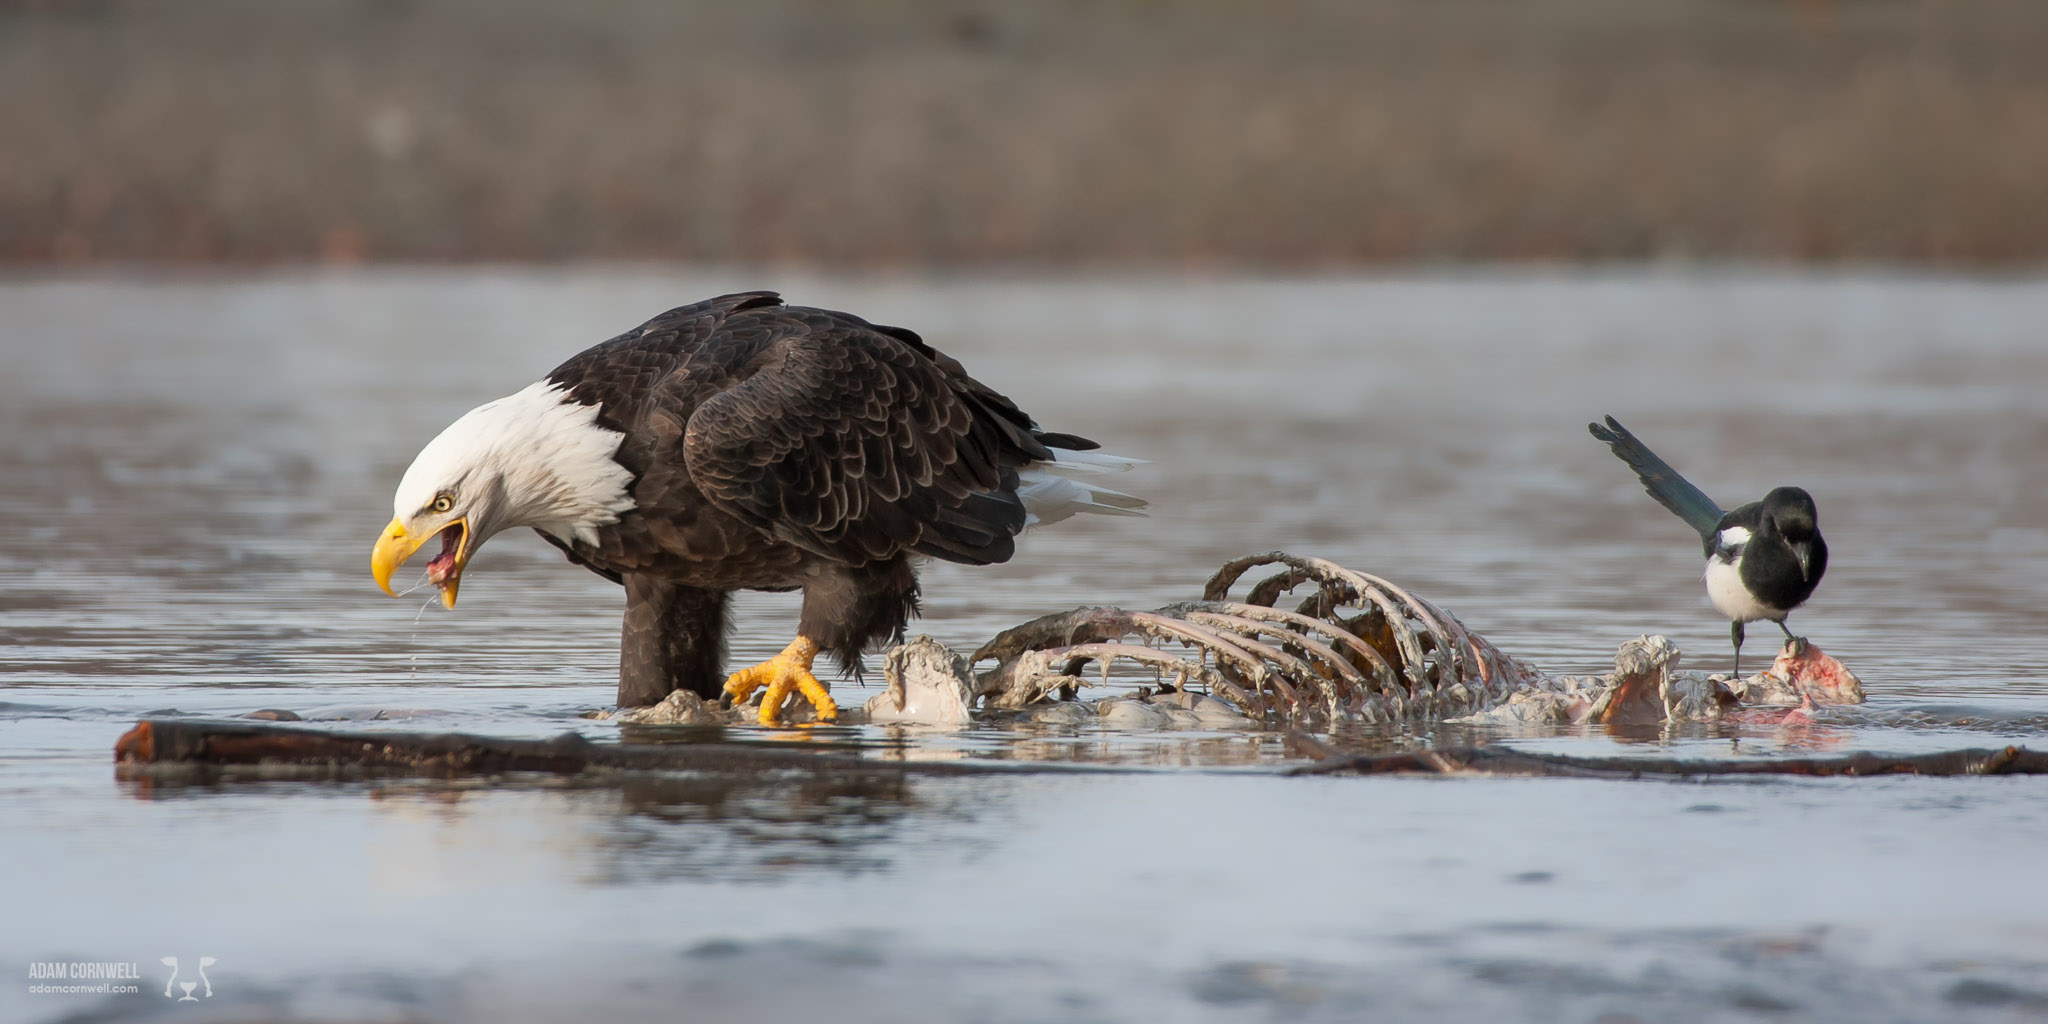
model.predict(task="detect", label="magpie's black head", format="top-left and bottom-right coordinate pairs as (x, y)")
top-left (1761, 486), bottom-right (1819, 539)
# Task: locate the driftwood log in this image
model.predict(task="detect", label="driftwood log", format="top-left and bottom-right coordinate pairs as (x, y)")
top-left (115, 719), bottom-right (2044, 781)
top-left (111, 719), bottom-right (1058, 778)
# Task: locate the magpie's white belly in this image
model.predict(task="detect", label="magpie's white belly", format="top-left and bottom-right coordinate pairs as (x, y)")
top-left (1704, 556), bottom-right (1782, 623)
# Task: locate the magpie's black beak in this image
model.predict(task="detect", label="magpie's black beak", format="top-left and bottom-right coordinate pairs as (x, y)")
top-left (1790, 540), bottom-right (1814, 580)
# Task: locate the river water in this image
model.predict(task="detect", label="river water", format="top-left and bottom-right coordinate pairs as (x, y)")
top-left (4, 270), bottom-right (2047, 1022)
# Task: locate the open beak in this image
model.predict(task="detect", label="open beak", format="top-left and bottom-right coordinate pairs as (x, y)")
top-left (371, 516), bottom-right (469, 608)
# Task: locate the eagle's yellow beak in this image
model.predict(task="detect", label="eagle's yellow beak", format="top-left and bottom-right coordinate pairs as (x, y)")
top-left (371, 515), bottom-right (468, 608)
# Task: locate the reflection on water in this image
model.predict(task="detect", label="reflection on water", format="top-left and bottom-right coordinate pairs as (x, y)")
top-left (593, 770), bottom-right (927, 882)
top-left (6, 271), bottom-right (2048, 1023)
top-left (111, 768), bottom-right (937, 882)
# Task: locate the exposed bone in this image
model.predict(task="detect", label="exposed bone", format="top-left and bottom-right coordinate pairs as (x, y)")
top-left (1168, 607), bottom-right (1369, 692)
top-left (1127, 610), bottom-right (1295, 700)
top-left (1206, 552), bottom-right (1443, 693)
top-left (1163, 601), bottom-right (1400, 694)
top-left (865, 636), bottom-right (974, 727)
top-left (1585, 635), bottom-right (1689, 725)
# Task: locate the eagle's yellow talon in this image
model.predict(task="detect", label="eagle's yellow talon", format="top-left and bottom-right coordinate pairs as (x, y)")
top-left (723, 636), bottom-right (835, 726)
top-left (721, 668), bottom-right (767, 706)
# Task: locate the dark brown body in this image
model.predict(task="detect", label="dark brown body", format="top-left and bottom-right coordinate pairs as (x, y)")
top-left (535, 292), bottom-right (1092, 706)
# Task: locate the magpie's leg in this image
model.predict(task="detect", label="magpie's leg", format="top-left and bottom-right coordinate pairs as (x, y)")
top-left (1730, 620), bottom-right (1745, 678)
top-left (1776, 618), bottom-right (1810, 658)
top-left (1774, 618), bottom-right (1807, 702)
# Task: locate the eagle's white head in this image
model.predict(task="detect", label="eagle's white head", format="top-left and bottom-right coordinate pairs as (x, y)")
top-left (371, 382), bottom-right (635, 607)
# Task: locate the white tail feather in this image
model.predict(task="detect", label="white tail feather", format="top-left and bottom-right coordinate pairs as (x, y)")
top-left (1018, 447), bottom-right (1147, 528)
top-left (1043, 448), bottom-right (1147, 473)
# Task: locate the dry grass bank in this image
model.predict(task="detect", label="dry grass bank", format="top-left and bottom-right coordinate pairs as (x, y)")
top-left (3, 0), bottom-right (2045, 267)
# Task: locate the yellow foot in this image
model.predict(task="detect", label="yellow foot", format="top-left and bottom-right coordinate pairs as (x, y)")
top-left (722, 636), bottom-right (838, 726)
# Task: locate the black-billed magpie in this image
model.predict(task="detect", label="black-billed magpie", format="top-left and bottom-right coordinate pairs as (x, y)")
top-left (1588, 415), bottom-right (1828, 676)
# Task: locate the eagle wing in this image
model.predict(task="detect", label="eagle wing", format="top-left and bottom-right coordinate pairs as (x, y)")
top-left (681, 305), bottom-right (1051, 567)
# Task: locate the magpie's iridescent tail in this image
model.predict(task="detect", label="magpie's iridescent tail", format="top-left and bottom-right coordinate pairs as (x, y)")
top-left (1588, 415), bottom-right (1725, 551)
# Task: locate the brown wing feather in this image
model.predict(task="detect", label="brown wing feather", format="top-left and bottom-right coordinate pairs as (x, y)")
top-left (683, 308), bottom-right (1041, 567)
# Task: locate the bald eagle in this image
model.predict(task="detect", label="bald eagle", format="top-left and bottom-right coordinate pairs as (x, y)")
top-left (371, 292), bottom-right (1143, 723)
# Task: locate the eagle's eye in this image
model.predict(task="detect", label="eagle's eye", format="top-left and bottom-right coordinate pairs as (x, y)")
top-left (430, 494), bottom-right (454, 514)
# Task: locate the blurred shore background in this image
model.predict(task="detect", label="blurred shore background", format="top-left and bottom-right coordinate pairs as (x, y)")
top-left (4, 0), bottom-right (2044, 269)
